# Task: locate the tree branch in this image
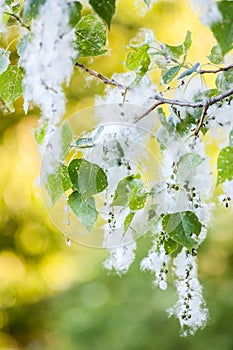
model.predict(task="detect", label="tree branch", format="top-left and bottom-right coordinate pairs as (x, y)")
top-left (134, 101), bottom-right (164, 123)
top-left (75, 62), bottom-right (125, 89)
top-left (135, 88), bottom-right (233, 131)
top-left (199, 63), bottom-right (233, 75)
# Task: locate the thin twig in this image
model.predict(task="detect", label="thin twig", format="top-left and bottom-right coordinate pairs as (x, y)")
top-left (135, 88), bottom-right (233, 130)
top-left (134, 101), bottom-right (164, 123)
top-left (194, 102), bottom-right (209, 135)
top-left (4, 11), bottom-right (30, 30)
top-left (75, 62), bottom-right (125, 89)
top-left (199, 63), bottom-right (233, 75)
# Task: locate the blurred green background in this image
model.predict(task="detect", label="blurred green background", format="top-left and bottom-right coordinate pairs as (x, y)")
top-left (0, 0), bottom-right (233, 349)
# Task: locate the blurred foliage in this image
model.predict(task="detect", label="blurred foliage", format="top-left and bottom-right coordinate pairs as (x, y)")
top-left (0, 0), bottom-right (233, 349)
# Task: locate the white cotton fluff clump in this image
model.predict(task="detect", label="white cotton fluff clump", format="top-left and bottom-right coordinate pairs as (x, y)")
top-left (219, 180), bottom-right (233, 208)
top-left (189, 0), bottom-right (222, 26)
top-left (223, 180), bottom-right (233, 200)
top-left (168, 248), bottom-right (208, 337)
top-left (208, 103), bottom-right (233, 148)
top-left (104, 240), bottom-right (137, 275)
top-left (95, 73), bottom-right (157, 120)
top-left (141, 244), bottom-right (170, 290)
top-left (0, 0), bottom-right (6, 32)
top-left (22, 0), bottom-right (76, 149)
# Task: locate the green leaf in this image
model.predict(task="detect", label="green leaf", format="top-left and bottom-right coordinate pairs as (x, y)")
top-left (178, 62), bottom-right (200, 80)
top-left (34, 123), bottom-right (48, 145)
top-left (23, 0), bottom-right (46, 20)
top-left (162, 211), bottom-right (202, 251)
top-left (177, 153), bottom-right (204, 181)
top-left (162, 65), bottom-right (181, 84)
top-left (164, 238), bottom-right (178, 255)
top-left (75, 14), bottom-right (107, 57)
top-left (229, 129), bottom-right (233, 147)
top-left (208, 45), bottom-right (224, 64)
top-left (61, 165), bottom-right (73, 192)
top-left (89, 0), bottom-right (116, 29)
top-left (211, 1), bottom-right (233, 55)
top-left (75, 137), bottom-right (94, 149)
top-left (68, 191), bottom-right (98, 231)
top-left (61, 121), bottom-right (73, 160)
top-left (68, 158), bottom-right (108, 199)
top-left (126, 44), bottom-right (150, 79)
top-left (112, 174), bottom-right (147, 210)
top-left (129, 189), bottom-right (147, 211)
top-left (69, 1), bottom-right (82, 28)
top-left (45, 165), bottom-right (71, 205)
top-left (164, 31), bottom-right (191, 61)
top-left (0, 65), bottom-right (24, 112)
top-left (112, 174), bottom-right (141, 207)
top-left (216, 69), bottom-right (233, 91)
top-left (0, 49), bottom-right (10, 74)
top-left (11, 2), bottom-right (21, 14)
top-left (124, 212), bottom-right (135, 232)
top-left (217, 146), bottom-right (233, 185)
top-left (184, 30), bottom-right (192, 51)
top-left (165, 44), bottom-right (184, 60)
top-left (17, 34), bottom-right (30, 65)
top-left (75, 125), bottom-right (104, 149)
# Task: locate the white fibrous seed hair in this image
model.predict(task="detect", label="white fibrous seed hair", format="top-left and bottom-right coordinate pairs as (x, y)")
top-left (22, 0), bottom-right (77, 150)
top-left (167, 248), bottom-right (208, 337)
top-left (104, 240), bottom-right (137, 275)
top-left (141, 240), bottom-right (170, 291)
top-left (189, 0), bottom-right (222, 26)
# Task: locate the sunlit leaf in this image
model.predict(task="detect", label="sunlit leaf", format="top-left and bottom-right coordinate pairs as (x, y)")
top-left (217, 146), bottom-right (233, 185)
top-left (75, 14), bottom-right (107, 57)
top-left (126, 44), bottom-right (150, 79)
top-left (165, 44), bottom-right (183, 60)
top-left (0, 65), bottom-right (24, 112)
top-left (184, 30), bottom-right (192, 51)
top-left (124, 212), bottom-right (135, 232)
top-left (34, 123), bottom-right (48, 145)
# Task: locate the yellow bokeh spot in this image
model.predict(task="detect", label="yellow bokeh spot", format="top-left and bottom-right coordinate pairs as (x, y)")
top-left (0, 252), bottom-right (25, 286)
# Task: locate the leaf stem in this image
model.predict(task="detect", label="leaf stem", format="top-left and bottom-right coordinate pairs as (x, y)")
top-left (4, 11), bottom-right (30, 31)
